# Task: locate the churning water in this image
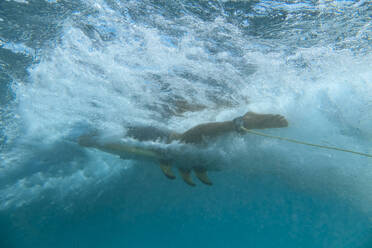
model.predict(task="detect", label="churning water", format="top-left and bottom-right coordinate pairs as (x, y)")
top-left (0, 0), bottom-right (371, 247)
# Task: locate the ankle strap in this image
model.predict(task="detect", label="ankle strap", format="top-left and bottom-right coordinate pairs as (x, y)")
top-left (233, 116), bottom-right (245, 132)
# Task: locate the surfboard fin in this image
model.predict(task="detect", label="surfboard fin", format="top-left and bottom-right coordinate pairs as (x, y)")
top-left (159, 163), bottom-right (176, 180)
top-left (194, 167), bottom-right (212, 186)
top-left (178, 168), bottom-right (196, 186)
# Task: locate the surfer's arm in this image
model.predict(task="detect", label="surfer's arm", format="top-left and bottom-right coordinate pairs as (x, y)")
top-left (177, 112), bottom-right (288, 144)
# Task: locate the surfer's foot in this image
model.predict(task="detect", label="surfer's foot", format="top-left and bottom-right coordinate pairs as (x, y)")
top-left (241, 112), bottom-right (288, 129)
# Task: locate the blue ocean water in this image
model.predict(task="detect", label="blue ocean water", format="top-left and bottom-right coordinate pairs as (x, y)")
top-left (1, 0), bottom-right (372, 247)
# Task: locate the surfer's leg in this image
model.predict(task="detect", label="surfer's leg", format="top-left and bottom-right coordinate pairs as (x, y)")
top-left (176, 112), bottom-right (288, 144)
top-left (78, 132), bottom-right (99, 147)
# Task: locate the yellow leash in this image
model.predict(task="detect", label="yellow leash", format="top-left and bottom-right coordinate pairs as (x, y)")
top-left (240, 127), bottom-right (372, 158)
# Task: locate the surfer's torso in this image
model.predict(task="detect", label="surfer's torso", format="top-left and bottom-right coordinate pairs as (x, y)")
top-left (126, 126), bottom-right (176, 143)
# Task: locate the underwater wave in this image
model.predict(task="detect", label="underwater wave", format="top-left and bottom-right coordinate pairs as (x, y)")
top-left (0, 0), bottom-right (371, 247)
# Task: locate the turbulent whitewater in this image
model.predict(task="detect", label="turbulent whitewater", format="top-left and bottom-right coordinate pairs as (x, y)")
top-left (0, 0), bottom-right (371, 247)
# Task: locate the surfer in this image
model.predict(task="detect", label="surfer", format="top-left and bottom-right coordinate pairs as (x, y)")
top-left (79, 111), bottom-right (288, 186)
